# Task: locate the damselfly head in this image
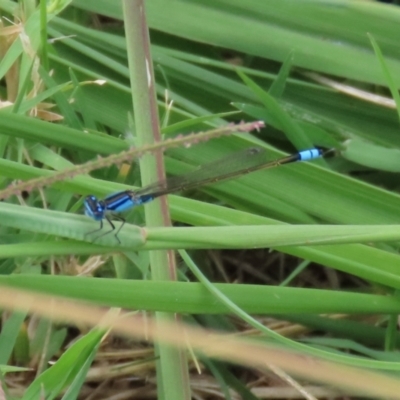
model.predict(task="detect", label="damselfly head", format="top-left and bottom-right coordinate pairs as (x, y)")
top-left (84, 195), bottom-right (106, 221)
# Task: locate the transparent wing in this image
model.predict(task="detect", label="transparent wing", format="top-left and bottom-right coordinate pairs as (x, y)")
top-left (133, 147), bottom-right (292, 199)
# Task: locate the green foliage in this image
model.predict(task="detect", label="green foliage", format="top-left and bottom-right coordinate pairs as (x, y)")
top-left (1, 0), bottom-right (400, 398)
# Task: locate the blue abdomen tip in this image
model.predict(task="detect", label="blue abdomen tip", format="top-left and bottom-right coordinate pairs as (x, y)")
top-left (298, 148), bottom-right (321, 161)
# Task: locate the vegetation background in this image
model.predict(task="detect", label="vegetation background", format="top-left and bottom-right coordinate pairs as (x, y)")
top-left (1, 0), bottom-right (400, 399)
